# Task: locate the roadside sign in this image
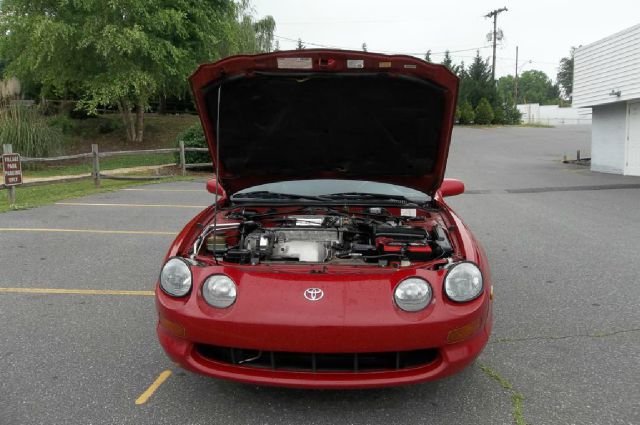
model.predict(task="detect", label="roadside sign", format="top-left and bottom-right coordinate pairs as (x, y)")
top-left (2, 153), bottom-right (23, 186)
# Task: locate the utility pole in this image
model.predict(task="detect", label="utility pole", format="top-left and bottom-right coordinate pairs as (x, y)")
top-left (515, 46), bottom-right (519, 104)
top-left (485, 6), bottom-right (508, 81)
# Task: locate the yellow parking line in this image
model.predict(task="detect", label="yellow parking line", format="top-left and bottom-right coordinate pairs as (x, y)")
top-left (55, 202), bottom-right (207, 208)
top-left (122, 188), bottom-right (204, 192)
top-left (0, 227), bottom-right (176, 236)
top-left (135, 370), bottom-right (173, 405)
top-left (0, 287), bottom-right (155, 296)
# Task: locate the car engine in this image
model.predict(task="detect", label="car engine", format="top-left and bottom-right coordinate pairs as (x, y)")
top-left (200, 211), bottom-right (453, 266)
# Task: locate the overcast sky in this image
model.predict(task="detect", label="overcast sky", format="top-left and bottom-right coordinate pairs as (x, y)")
top-left (252, 0), bottom-right (639, 82)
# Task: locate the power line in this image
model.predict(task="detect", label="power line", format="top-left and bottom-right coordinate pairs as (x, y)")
top-left (273, 34), bottom-right (491, 56)
top-left (272, 34), bottom-right (559, 71)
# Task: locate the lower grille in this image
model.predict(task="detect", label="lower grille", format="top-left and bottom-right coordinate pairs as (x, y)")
top-left (195, 344), bottom-right (438, 373)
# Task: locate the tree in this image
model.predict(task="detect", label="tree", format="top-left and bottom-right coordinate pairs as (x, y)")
top-left (492, 103), bottom-right (506, 124)
top-left (459, 51), bottom-right (495, 108)
top-left (296, 38), bottom-right (305, 50)
top-left (474, 98), bottom-right (494, 125)
top-left (219, 2), bottom-right (276, 56)
top-left (497, 75), bottom-right (516, 104)
top-left (517, 70), bottom-right (557, 104)
top-left (557, 47), bottom-right (576, 101)
top-left (504, 101), bottom-right (521, 124)
top-left (441, 50), bottom-right (459, 75)
top-left (497, 70), bottom-right (559, 105)
top-left (424, 50), bottom-right (431, 62)
top-left (457, 100), bottom-right (475, 124)
top-left (0, 0), bottom-right (275, 143)
top-left (254, 16), bottom-right (276, 53)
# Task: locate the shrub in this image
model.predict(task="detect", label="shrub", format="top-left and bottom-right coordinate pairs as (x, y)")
top-left (504, 103), bottom-right (522, 124)
top-left (474, 98), bottom-right (494, 125)
top-left (98, 118), bottom-right (122, 134)
top-left (0, 104), bottom-right (64, 157)
top-left (492, 103), bottom-right (506, 124)
top-left (48, 114), bottom-right (77, 134)
top-left (174, 123), bottom-right (211, 166)
top-left (457, 101), bottom-right (475, 125)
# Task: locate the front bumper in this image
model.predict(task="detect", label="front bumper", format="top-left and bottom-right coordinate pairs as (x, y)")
top-left (155, 264), bottom-right (492, 389)
top-left (157, 317), bottom-right (491, 389)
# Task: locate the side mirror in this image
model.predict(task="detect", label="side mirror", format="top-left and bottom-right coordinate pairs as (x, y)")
top-left (440, 178), bottom-right (465, 197)
top-left (206, 178), bottom-right (226, 199)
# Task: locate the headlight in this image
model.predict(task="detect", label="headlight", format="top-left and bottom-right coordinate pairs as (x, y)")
top-left (394, 278), bottom-right (432, 312)
top-left (160, 258), bottom-right (192, 297)
top-left (202, 275), bottom-right (237, 308)
top-left (444, 262), bottom-right (483, 302)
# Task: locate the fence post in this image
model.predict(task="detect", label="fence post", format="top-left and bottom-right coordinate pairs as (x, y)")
top-left (2, 144), bottom-right (16, 205)
top-left (91, 144), bottom-right (101, 188)
top-left (179, 140), bottom-right (186, 176)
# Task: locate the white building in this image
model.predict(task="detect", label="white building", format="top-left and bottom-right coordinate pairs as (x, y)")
top-left (517, 103), bottom-right (591, 125)
top-left (573, 23), bottom-right (640, 176)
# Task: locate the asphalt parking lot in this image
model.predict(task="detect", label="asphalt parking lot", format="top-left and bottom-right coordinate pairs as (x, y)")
top-left (1, 125), bottom-right (639, 425)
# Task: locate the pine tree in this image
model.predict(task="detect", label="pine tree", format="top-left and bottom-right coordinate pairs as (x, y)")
top-left (441, 50), bottom-right (459, 75)
top-left (459, 51), bottom-right (496, 108)
top-left (474, 98), bottom-right (494, 125)
top-left (457, 101), bottom-right (475, 124)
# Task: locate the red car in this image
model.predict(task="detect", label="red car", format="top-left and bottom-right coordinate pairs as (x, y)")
top-left (156, 50), bottom-right (492, 389)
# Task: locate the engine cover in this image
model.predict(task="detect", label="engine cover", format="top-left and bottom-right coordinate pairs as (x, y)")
top-left (245, 228), bottom-right (340, 262)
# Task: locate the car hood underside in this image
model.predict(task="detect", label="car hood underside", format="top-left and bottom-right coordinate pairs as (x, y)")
top-left (190, 50), bottom-right (459, 195)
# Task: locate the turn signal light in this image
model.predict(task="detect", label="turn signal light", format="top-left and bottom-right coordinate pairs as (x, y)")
top-left (446, 318), bottom-right (482, 344)
top-left (159, 318), bottom-right (186, 337)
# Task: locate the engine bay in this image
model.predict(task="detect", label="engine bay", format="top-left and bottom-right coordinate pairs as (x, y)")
top-left (194, 207), bottom-right (455, 267)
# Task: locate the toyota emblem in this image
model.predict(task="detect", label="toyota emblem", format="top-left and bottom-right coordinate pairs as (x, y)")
top-left (304, 288), bottom-right (324, 301)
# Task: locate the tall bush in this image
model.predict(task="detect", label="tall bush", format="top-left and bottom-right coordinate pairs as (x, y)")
top-left (457, 101), bottom-right (475, 125)
top-left (504, 103), bottom-right (522, 124)
top-left (175, 123), bottom-right (211, 166)
top-left (492, 103), bottom-right (506, 124)
top-left (474, 98), bottom-right (494, 125)
top-left (0, 104), bottom-right (64, 157)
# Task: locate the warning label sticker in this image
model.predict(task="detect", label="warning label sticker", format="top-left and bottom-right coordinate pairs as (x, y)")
top-left (347, 59), bottom-right (364, 68)
top-left (400, 208), bottom-right (417, 217)
top-left (277, 57), bottom-right (313, 69)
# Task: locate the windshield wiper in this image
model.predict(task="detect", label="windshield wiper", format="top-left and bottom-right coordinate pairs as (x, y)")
top-left (232, 191), bottom-right (325, 201)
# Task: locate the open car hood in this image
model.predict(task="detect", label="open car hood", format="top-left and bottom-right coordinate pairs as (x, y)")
top-left (189, 50), bottom-right (458, 196)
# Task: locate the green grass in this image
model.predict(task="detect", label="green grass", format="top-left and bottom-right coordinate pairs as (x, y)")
top-left (0, 177), bottom-right (189, 213)
top-left (479, 363), bottom-right (528, 425)
top-left (23, 153), bottom-right (176, 178)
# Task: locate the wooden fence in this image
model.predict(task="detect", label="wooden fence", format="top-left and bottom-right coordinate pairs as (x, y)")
top-left (0, 142), bottom-right (212, 191)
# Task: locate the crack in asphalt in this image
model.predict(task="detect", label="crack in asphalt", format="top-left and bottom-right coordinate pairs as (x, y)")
top-left (465, 183), bottom-right (640, 195)
top-left (490, 327), bottom-right (640, 344)
top-left (478, 363), bottom-right (528, 425)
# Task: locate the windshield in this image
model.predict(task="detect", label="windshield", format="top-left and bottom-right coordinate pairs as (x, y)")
top-left (231, 179), bottom-right (430, 202)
